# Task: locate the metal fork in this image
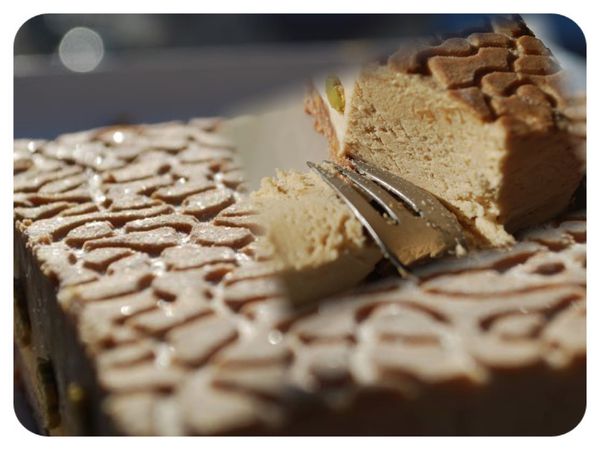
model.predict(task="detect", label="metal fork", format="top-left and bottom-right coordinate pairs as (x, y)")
top-left (307, 159), bottom-right (467, 278)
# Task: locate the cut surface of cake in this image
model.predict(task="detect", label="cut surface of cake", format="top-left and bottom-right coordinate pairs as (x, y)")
top-left (251, 170), bottom-right (382, 303)
top-left (306, 16), bottom-right (585, 247)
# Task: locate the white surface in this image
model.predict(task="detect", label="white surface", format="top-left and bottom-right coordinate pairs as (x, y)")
top-left (222, 101), bottom-right (331, 190)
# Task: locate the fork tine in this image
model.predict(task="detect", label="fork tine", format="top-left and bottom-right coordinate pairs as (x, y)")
top-left (323, 161), bottom-right (416, 225)
top-left (351, 159), bottom-right (466, 247)
top-left (307, 161), bottom-right (414, 278)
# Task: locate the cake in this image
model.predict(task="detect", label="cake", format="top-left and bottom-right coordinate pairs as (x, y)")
top-left (250, 170), bottom-right (381, 304)
top-left (306, 15), bottom-right (585, 247)
top-left (251, 168), bottom-right (463, 303)
top-left (14, 120), bottom-right (585, 435)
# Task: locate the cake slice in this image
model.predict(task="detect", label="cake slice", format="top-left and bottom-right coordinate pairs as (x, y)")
top-left (306, 15), bottom-right (585, 247)
top-left (250, 170), bottom-right (381, 303)
top-left (251, 168), bottom-right (466, 303)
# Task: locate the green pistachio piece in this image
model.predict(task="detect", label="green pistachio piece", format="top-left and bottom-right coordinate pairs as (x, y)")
top-left (325, 75), bottom-right (346, 114)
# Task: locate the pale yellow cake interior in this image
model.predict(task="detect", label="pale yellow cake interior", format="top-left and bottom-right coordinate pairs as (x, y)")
top-left (251, 170), bottom-right (381, 303)
top-left (334, 66), bottom-right (583, 247)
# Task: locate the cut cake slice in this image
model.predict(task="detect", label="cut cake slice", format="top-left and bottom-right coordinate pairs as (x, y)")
top-left (306, 15), bottom-right (585, 247)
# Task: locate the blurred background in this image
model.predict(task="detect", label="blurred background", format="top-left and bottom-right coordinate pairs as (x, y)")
top-left (14, 14), bottom-right (586, 138)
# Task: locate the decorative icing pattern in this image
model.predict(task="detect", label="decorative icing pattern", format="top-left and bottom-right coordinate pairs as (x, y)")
top-left (387, 15), bottom-right (579, 134)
